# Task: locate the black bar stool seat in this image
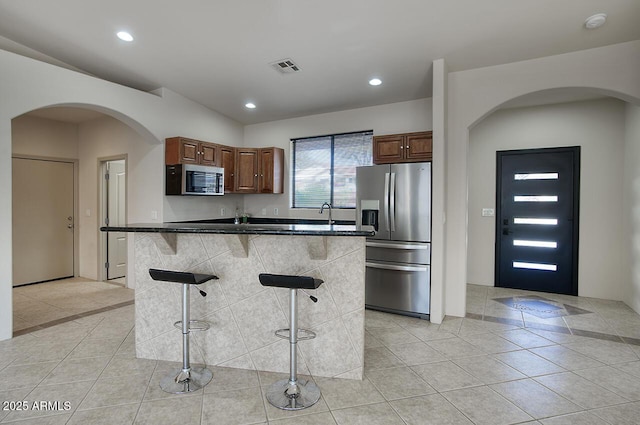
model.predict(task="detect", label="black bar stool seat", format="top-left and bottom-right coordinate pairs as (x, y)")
top-left (149, 269), bottom-right (217, 285)
top-left (258, 273), bottom-right (323, 290)
top-left (259, 273), bottom-right (323, 411)
top-left (149, 268), bottom-right (218, 394)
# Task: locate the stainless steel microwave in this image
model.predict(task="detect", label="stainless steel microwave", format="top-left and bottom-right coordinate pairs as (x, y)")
top-left (166, 164), bottom-right (224, 195)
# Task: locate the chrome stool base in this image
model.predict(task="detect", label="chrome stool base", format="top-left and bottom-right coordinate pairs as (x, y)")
top-left (266, 378), bottom-right (321, 411)
top-left (160, 366), bottom-right (212, 394)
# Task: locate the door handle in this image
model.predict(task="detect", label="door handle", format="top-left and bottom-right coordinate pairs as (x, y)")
top-left (67, 224), bottom-right (73, 229)
top-left (389, 172), bottom-right (396, 232)
top-left (366, 261), bottom-right (428, 272)
top-left (383, 173), bottom-right (390, 231)
top-left (366, 241), bottom-right (430, 250)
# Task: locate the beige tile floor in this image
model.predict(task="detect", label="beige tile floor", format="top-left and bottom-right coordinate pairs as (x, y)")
top-left (12, 278), bottom-right (134, 336)
top-left (2, 282), bottom-right (640, 424)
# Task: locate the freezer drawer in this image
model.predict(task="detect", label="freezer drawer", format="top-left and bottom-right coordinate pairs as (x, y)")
top-left (365, 261), bottom-right (430, 316)
top-left (366, 240), bottom-right (430, 265)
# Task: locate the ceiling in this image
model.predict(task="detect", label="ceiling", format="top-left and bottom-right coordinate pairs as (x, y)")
top-left (0, 0), bottom-right (638, 125)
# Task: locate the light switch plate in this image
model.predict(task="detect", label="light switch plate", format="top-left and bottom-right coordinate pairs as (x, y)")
top-left (482, 208), bottom-right (495, 217)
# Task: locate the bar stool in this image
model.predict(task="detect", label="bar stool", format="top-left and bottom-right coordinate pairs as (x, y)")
top-left (149, 268), bottom-right (218, 394)
top-left (258, 273), bottom-right (323, 410)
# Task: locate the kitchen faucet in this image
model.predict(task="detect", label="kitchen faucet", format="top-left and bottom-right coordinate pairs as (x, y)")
top-left (319, 202), bottom-right (334, 225)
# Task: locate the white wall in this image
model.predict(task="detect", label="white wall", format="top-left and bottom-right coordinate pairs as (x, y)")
top-left (77, 116), bottom-right (156, 280)
top-left (243, 99), bottom-right (433, 221)
top-left (468, 98), bottom-right (627, 300)
top-left (0, 48), bottom-right (243, 340)
top-left (430, 59), bottom-right (448, 324)
top-left (12, 115), bottom-right (78, 159)
top-left (624, 103), bottom-right (640, 312)
top-left (444, 40), bottom-right (640, 317)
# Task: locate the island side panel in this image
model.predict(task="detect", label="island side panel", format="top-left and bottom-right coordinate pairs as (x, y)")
top-left (133, 232), bottom-right (366, 380)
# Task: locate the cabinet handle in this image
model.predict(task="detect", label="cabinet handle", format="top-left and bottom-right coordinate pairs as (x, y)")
top-left (400, 145), bottom-right (404, 149)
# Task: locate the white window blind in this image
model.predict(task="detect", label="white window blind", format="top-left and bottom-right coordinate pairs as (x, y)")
top-left (292, 131), bottom-right (372, 208)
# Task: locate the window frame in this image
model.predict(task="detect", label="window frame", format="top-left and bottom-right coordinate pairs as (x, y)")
top-left (291, 130), bottom-right (373, 209)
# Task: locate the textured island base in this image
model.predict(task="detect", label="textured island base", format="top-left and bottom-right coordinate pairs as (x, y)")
top-left (133, 232), bottom-right (365, 380)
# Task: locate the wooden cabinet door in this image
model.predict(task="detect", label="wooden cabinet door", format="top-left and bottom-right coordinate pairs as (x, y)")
top-left (235, 148), bottom-right (259, 192)
top-left (258, 148), bottom-right (274, 193)
top-left (221, 146), bottom-right (235, 193)
top-left (373, 135), bottom-right (404, 164)
top-left (258, 148), bottom-right (284, 193)
top-left (179, 139), bottom-right (199, 164)
top-left (404, 132), bottom-right (432, 162)
top-left (199, 142), bottom-right (218, 166)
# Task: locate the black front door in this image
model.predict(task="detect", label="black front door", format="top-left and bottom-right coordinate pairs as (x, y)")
top-left (495, 147), bottom-right (580, 295)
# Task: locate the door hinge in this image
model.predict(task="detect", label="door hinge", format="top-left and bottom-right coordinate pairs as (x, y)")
top-left (105, 217), bottom-right (109, 225)
top-left (105, 262), bottom-right (109, 269)
top-left (105, 173), bottom-right (110, 180)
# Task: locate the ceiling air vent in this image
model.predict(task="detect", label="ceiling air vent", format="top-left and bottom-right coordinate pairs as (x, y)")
top-left (270, 58), bottom-right (301, 74)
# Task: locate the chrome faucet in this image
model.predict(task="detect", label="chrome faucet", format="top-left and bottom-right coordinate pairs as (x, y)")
top-left (319, 202), bottom-right (334, 225)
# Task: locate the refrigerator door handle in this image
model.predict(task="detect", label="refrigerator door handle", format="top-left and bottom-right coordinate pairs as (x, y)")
top-left (366, 261), bottom-right (429, 272)
top-left (389, 172), bottom-right (396, 232)
top-left (383, 172), bottom-right (390, 231)
top-left (366, 241), bottom-right (430, 250)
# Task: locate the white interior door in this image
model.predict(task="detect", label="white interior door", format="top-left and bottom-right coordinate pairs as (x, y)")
top-left (12, 158), bottom-right (74, 286)
top-left (106, 160), bottom-right (127, 279)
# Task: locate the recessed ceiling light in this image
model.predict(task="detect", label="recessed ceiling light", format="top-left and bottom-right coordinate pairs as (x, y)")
top-left (117, 31), bottom-right (134, 42)
top-left (245, 102), bottom-right (256, 109)
top-left (584, 13), bottom-right (607, 29)
top-left (369, 78), bottom-right (382, 86)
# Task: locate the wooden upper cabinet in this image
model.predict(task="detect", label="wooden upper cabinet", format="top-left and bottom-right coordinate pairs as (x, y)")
top-left (166, 137), bottom-right (284, 195)
top-left (372, 134), bottom-right (405, 164)
top-left (199, 142), bottom-right (218, 166)
top-left (405, 132), bottom-right (432, 162)
top-left (372, 131), bottom-right (432, 164)
top-left (165, 137), bottom-right (219, 165)
top-left (259, 148), bottom-right (284, 194)
top-left (220, 145), bottom-right (236, 193)
top-left (234, 148), bottom-right (259, 193)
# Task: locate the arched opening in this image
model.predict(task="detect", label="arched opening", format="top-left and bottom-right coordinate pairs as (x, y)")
top-left (464, 87), bottom-right (640, 322)
top-left (10, 103), bottom-right (158, 336)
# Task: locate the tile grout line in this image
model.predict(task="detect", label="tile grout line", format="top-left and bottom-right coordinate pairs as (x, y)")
top-left (11, 314), bottom-right (110, 423)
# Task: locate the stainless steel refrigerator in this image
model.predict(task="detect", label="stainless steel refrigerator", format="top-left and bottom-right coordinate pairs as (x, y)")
top-left (356, 162), bottom-right (431, 318)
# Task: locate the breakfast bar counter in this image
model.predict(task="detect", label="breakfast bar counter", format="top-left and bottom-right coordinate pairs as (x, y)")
top-left (101, 221), bottom-right (374, 380)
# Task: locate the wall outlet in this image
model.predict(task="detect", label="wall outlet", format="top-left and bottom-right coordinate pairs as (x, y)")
top-left (220, 208), bottom-right (226, 216)
top-left (85, 209), bottom-right (91, 217)
top-left (151, 210), bottom-right (158, 220)
top-left (261, 208), bottom-right (267, 216)
top-left (274, 208), bottom-right (279, 216)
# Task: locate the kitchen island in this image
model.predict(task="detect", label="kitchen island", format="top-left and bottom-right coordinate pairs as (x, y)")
top-left (101, 221), bottom-right (374, 380)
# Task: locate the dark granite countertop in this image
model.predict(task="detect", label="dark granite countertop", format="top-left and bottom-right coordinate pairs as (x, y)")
top-left (100, 218), bottom-right (375, 237)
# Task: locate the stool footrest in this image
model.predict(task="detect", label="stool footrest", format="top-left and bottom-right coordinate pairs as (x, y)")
top-left (275, 328), bottom-right (316, 340)
top-left (174, 320), bottom-right (210, 331)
